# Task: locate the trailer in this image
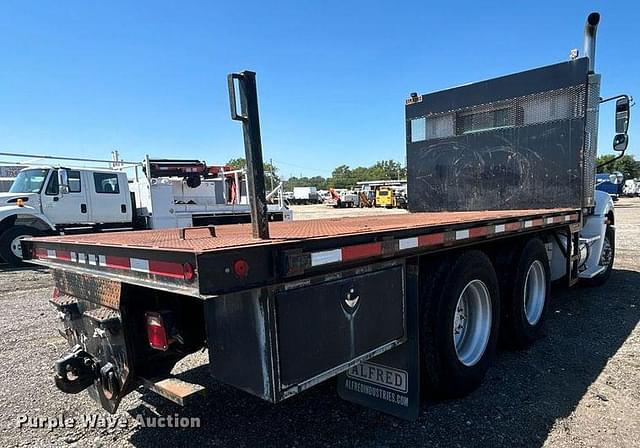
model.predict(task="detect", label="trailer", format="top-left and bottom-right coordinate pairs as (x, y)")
top-left (22, 13), bottom-right (631, 420)
top-left (290, 186), bottom-right (321, 205)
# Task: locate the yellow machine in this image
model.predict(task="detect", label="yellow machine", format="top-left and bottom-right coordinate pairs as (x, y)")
top-left (375, 187), bottom-right (395, 208)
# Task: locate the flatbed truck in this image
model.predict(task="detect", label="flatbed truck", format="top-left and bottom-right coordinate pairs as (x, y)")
top-left (22, 13), bottom-right (631, 419)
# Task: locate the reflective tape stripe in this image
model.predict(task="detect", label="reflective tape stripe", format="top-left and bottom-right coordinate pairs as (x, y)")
top-left (105, 256), bottom-right (129, 270)
top-left (311, 249), bottom-right (342, 266)
top-left (341, 242), bottom-right (382, 261)
top-left (506, 222), bottom-right (522, 231)
top-left (56, 250), bottom-right (71, 261)
top-left (455, 229), bottom-right (470, 240)
top-left (418, 233), bottom-right (445, 246)
top-left (469, 226), bottom-right (490, 238)
top-left (130, 258), bottom-right (150, 273)
top-left (30, 248), bottom-right (189, 280)
top-left (148, 260), bottom-right (185, 278)
top-left (398, 237), bottom-right (419, 250)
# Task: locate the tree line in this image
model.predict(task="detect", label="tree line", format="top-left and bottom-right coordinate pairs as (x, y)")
top-left (227, 154), bottom-right (639, 193)
top-left (595, 154), bottom-right (640, 179)
top-left (227, 158), bottom-right (406, 191)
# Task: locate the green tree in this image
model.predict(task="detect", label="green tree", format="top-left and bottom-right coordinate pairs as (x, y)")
top-left (596, 154), bottom-right (639, 179)
top-left (226, 157), bottom-right (281, 188)
top-left (282, 176), bottom-right (328, 190)
top-left (329, 165), bottom-right (354, 189)
top-left (325, 160), bottom-right (407, 189)
top-left (370, 160), bottom-right (406, 180)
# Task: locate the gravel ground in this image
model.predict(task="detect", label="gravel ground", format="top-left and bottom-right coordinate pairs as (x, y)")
top-left (0, 199), bottom-right (638, 447)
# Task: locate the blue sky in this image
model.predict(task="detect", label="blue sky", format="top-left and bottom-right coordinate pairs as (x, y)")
top-left (0, 1), bottom-right (637, 178)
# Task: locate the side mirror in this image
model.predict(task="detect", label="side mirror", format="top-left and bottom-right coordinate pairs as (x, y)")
top-left (57, 169), bottom-right (69, 195)
top-left (615, 97), bottom-right (630, 134)
top-left (613, 133), bottom-right (629, 152)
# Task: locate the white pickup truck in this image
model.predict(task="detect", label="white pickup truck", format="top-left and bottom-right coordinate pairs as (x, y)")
top-left (0, 159), bottom-right (291, 265)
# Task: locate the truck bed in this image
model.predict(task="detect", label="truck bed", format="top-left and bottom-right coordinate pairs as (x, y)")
top-left (23, 208), bottom-right (579, 297)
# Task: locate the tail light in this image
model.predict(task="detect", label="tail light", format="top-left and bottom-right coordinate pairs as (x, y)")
top-left (145, 312), bottom-right (169, 351)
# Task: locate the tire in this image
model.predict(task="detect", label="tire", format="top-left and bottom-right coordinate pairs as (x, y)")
top-left (420, 250), bottom-right (500, 399)
top-left (581, 225), bottom-right (615, 287)
top-left (500, 239), bottom-right (551, 349)
top-left (0, 226), bottom-right (43, 266)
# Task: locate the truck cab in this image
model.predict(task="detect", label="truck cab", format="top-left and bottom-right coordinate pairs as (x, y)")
top-left (0, 166), bottom-right (131, 265)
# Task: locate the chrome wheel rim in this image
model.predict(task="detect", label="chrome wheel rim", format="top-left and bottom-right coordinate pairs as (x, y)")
top-left (524, 260), bottom-right (546, 325)
top-left (453, 280), bottom-right (492, 367)
top-left (599, 234), bottom-right (613, 268)
top-left (10, 235), bottom-right (29, 259)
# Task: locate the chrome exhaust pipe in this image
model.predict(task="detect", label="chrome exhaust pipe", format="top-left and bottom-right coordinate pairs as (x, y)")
top-left (583, 12), bottom-right (600, 73)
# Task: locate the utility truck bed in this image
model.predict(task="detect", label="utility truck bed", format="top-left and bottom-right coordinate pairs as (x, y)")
top-left (23, 208), bottom-right (579, 297)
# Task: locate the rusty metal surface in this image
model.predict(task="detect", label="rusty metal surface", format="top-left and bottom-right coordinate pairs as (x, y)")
top-left (53, 270), bottom-right (122, 309)
top-left (83, 307), bottom-right (120, 324)
top-left (140, 377), bottom-right (206, 406)
top-left (34, 209), bottom-right (574, 254)
top-left (49, 294), bottom-right (78, 307)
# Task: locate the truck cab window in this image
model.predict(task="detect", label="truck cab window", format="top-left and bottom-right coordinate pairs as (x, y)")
top-left (10, 169), bottom-right (49, 194)
top-left (45, 172), bottom-right (59, 195)
top-left (94, 173), bottom-right (120, 194)
top-left (47, 170), bottom-right (81, 195)
top-left (68, 171), bottom-right (81, 193)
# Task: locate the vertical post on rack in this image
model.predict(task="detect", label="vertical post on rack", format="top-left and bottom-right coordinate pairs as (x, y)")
top-left (228, 70), bottom-right (270, 239)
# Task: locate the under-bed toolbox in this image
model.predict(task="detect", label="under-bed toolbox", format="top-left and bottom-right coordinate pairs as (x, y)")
top-left (205, 262), bottom-right (406, 401)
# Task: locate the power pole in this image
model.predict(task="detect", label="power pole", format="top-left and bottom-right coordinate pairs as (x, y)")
top-left (269, 157), bottom-right (274, 191)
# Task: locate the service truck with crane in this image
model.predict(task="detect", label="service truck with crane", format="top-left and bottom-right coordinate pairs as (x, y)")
top-left (0, 154), bottom-right (291, 266)
top-left (22, 13), bottom-right (631, 420)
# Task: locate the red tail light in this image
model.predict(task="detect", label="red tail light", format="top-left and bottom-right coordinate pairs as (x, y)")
top-left (183, 263), bottom-right (195, 281)
top-left (145, 312), bottom-right (169, 351)
top-left (233, 259), bottom-right (249, 277)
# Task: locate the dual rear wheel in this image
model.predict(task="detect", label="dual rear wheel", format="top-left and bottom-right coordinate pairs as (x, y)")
top-left (420, 239), bottom-right (550, 398)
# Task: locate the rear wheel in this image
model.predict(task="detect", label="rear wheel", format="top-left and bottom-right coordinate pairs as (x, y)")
top-left (0, 226), bottom-right (43, 266)
top-left (420, 250), bottom-right (500, 398)
top-left (501, 239), bottom-right (551, 349)
top-left (581, 225), bottom-right (615, 287)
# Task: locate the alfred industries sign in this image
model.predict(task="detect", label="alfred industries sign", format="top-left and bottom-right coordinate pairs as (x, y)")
top-left (346, 362), bottom-right (408, 393)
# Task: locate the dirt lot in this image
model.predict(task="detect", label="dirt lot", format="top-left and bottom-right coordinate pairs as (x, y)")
top-left (0, 200), bottom-right (638, 447)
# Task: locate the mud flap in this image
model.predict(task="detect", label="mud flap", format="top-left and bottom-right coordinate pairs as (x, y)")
top-left (337, 259), bottom-right (421, 420)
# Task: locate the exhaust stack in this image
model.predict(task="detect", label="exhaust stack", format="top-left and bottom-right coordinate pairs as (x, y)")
top-left (583, 12), bottom-right (600, 73)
